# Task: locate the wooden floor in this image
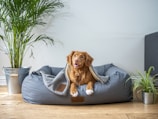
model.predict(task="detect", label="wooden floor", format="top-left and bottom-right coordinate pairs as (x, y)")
top-left (0, 86), bottom-right (158, 119)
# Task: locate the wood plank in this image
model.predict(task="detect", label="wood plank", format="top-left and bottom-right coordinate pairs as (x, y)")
top-left (0, 86), bottom-right (158, 119)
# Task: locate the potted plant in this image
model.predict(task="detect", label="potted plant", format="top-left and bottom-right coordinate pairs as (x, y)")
top-left (0, 0), bottom-right (64, 94)
top-left (129, 66), bottom-right (158, 104)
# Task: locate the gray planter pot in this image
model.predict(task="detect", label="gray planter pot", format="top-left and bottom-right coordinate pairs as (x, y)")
top-left (3, 67), bottom-right (31, 94)
top-left (3, 67), bottom-right (20, 94)
top-left (142, 92), bottom-right (156, 104)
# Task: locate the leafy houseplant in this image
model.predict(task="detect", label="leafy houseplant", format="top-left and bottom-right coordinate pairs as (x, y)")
top-left (0, 0), bottom-right (64, 68)
top-left (0, 0), bottom-right (64, 94)
top-left (129, 66), bottom-right (158, 104)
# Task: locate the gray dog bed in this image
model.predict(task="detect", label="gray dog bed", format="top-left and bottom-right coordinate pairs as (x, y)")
top-left (21, 64), bottom-right (132, 105)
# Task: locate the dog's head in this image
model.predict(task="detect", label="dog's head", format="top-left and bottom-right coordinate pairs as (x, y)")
top-left (67, 51), bottom-right (93, 69)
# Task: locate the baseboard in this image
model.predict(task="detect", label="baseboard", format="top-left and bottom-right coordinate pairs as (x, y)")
top-left (0, 76), bottom-right (6, 85)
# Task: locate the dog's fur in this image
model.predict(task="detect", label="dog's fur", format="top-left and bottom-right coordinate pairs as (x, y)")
top-left (67, 51), bottom-right (96, 97)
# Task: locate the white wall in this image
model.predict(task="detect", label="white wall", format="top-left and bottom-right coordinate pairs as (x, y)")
top-left (1, 0), bottom-right (158, 75)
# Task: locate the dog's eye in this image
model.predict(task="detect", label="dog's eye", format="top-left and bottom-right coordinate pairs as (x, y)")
top-left (80, 55), bottom-right (85, 59)
top-left (73, 54), bottom-right (77, 57)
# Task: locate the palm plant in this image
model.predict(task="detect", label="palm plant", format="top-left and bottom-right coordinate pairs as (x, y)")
top-left (0, 0), bottom-right (64, 68)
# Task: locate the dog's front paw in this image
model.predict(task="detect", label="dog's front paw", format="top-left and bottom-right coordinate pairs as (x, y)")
top-left (86, 89), bottom-right (94, 95)
top-left (70, 91), bottom-right (78, 97)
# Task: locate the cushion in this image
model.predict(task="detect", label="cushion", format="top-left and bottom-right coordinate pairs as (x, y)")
top-left (18, 67), bottom-right (31, 87)
top-left (21, 64), bottom-right (132, 105)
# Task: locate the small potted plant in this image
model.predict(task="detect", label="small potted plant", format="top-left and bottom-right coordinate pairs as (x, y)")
top-left (129, 66), bottom-right (158, 104)
top-left (0, 0), bottom-right (64, 94)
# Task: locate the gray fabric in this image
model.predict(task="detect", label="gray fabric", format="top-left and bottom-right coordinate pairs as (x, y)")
top-left (89, 65), bottom-right (109, 83)
top-left (40, 69), bottom-right (69, 96)
top-left (18, 67), bottom-right (31, 87)
top-left (22, 64), bottom-right (133, 105)
top-left (40, 65), bottom-right (109, 96)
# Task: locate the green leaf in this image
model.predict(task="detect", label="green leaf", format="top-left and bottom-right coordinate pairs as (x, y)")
top-left (0, 0), bottom-right (64, 68)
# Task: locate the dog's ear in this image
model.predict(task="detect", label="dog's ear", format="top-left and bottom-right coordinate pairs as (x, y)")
top-left (85, 52), bottom-right (93, 67)
top-left (67, 51), bottom-right (75, 65)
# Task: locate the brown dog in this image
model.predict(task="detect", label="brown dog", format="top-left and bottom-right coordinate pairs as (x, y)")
top-left (67, 51), bottom-right (96, 97)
